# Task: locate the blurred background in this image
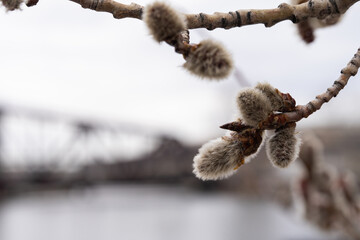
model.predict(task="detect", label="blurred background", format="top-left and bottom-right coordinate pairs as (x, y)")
top-left (0, 0), bottom-right (360, 239)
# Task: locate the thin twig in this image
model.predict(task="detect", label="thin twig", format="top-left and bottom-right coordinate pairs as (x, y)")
top-left (259, 48), bottom-right (360, 129)
top-left (69, 0), bottom-right (143, 20)
top-left (68, 0), bottom-right (359, 29)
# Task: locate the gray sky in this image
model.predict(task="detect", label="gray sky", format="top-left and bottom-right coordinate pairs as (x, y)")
top-left (0, 0), bottom-right (360, 146)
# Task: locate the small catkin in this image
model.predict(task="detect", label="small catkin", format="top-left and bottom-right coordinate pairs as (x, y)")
top-left (193, 137), bottom-right (244, 181)
top-left (183, 40), bottom-right (233, 80)
top-left (291, 0), bottom-right (341, 44)
top-left (1, 0), bottom-right (23, 10)
top-left (237, 88), bottom-right (273, 127)
top-left (255, 82), bottom-right (283, 111)
top-left (297, 20), bottom-right (315, 44)
top-left (266, 125), bottom-right (301, 168)
top-left (143, 2), bottom-right (186, 42)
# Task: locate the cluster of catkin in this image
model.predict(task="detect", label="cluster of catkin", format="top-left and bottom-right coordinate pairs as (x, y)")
top-left (193, 83), bottom-right (302, 181)
top-left (144, 2), bottom-right (233, 80)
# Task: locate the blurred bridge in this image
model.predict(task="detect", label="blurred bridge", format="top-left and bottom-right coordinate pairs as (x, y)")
top-left (0, 101), bottom-right (205, 197)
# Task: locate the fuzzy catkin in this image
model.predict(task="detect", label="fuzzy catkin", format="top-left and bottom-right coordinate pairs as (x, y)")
top-left (1, 0), bottom-right (23, 10)
top-left (297, 20), bottom-right (315, 44)
top-left (266, 125), bottom-right (301, 168)
top-left (183, 40), bottom-right (233, 80)
top-left (143, 2), bottom-right (186, 42)
top-left (255, 82), bottom-right (283, 111)
top-left (193, 137), bottom-right (244, 181)
top-left (237, 88), bottom-right (273, 127)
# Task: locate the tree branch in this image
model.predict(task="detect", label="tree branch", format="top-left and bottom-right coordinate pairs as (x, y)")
top-left (69, 0), bottom-right (143, 20)
top-left (259, 48), bottom-right (360, 129)
top-left (186, 0), bottom-right (358, 29)
top-left (68, 0), bottom-right (359, 30)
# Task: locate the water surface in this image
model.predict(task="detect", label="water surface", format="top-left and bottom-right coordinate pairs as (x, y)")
top-left (0, 184), bottom-right (335, 240)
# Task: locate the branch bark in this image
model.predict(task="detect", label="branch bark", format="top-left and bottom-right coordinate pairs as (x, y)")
top-left (69, 0), bottom-right (143, 20)
top-left (186, 0), bottom-right (358, 29)
top-left (68, 0), bottom-right (359, 30)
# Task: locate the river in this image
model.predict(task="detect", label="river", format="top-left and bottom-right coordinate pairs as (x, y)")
top-left (0, 184), bottom-right (337, 240)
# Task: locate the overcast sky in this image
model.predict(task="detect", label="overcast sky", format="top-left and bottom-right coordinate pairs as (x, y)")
top-left (0, 0), bottom-right (360, 146)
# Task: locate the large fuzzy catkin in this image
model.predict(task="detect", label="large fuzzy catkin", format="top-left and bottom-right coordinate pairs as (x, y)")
top-left (143, 2), bottom-right (186, 42)
top-left (266, 125), bottom-right (301, 168)
top-left (193, 137), bottom-right (244, 181)
top-left (183, 40), bottom-right (233, 80)
top-left (237, 88), bottom-right (273, 127)
top-left (1, 0), bottom-right (23, 10)
top-left (255, 82), bottom-right (283, 111)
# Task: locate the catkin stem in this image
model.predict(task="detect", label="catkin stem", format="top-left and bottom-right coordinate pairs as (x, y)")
top-left (68, 0), bottom-right (358, 29)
